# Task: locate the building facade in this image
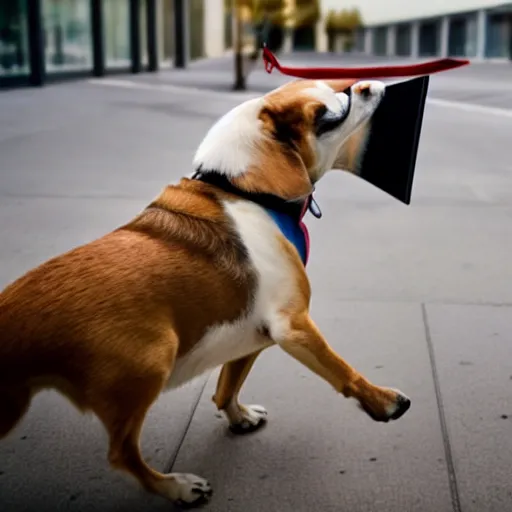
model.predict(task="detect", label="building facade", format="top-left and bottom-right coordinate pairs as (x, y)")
top-left (353, 1), bottom-right (512, 60)
top-left (0, 0), bottom-right (226, 88)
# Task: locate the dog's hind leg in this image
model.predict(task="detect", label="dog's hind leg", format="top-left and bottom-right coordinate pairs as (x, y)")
top-left (278, 313), bottom-right (411, 423)
top-left (0, 384), bottom-right (31, 439)
top-left (212, 349), bottom-right (268, 434)
top-left (90, 337), bottom-right (213, 507)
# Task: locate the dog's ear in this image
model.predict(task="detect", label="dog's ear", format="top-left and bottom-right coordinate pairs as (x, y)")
top-left (231, 104), bottom-right (315, 201)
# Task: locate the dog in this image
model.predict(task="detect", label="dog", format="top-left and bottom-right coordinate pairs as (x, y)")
top-left (0, 77), bottom-right (410, 507)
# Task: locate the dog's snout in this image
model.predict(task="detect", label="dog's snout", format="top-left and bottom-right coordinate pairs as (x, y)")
top-left (353, 80), bottom-right (385, 100)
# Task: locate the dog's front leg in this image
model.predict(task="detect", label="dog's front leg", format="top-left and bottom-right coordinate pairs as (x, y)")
top-left (278, 312), bottom-right (411, 422)
top-left (213, 349), bottom-right (268, 434)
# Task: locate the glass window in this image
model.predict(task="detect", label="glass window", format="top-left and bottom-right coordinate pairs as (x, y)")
top-left (448, 17), bottom-right (467, 56)
top-left (354, 28), bottom-right (365, 52)
top-left (159, 0), bottom-right (174, 66)
top-left (465, 13), bottom-right (478, 57)
top-left (419, 20), bottom-right (440, 56)
top-left (103, 0), bottom-right (130, 68)
top-left (486, 13), bottom-right (510, 58)
top-left (224, 10), bottom-right (233, 50)
top-left (157, 0), bottom-right (174, 66)
top-left (0, 0), bottom-right (30, 76)
top-left (42, 0), bottom-right (93, 72)
top-left (372, 26), bottom-right (387, 56)
top-left (189, 0), bottom-right (204, 60)
top-left (396, 24), bottom-right (411, 56)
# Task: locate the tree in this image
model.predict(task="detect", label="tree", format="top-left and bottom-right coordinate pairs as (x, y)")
top-left (292, 0), bottom-right (321, 28)
top-left (324, 6), bottom-right (363, 52)
top-left (252, 0), bottom-right (286, 26)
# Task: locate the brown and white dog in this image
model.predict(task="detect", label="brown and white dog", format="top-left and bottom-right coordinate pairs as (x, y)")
top-left (0, 78), bottom-right (410, 507)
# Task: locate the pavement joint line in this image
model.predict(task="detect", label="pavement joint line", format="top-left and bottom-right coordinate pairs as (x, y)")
top-left (88, 78), bottom-right (512, 118)
top-left (87, 78), bottom-right (259, 101)
top-left (325, 298), bottom-right (512, 307)
top-left (421, 303), bottom-right (462, 512)
top-left (164, 374), bottom-right (211, 474)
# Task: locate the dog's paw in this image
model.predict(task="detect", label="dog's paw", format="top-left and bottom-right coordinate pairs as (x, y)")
top-left (228, 404), bottom-right (268, 435)
top-left (385, 389), bottom-right (411, 420)
top-left (156, 473), bottom-right (212, 507)
top-left (357, 388), bottom-right (411, 423)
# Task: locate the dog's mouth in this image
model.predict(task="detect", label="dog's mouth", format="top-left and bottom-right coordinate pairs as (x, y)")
top-left (316, 88), bottom-right (352, 137)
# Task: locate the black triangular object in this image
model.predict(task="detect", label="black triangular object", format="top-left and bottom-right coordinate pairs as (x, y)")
top-left (356, 76), bottom-right (429, 205)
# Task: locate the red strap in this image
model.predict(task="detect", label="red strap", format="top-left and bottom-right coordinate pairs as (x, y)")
top-left (262, 46), bottom-right (469, 80)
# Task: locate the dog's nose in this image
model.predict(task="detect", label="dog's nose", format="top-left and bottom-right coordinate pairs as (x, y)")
top-left (353, 80), bottom-right (385, 99)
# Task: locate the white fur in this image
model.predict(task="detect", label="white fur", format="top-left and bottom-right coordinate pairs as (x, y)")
top-left (167, 200), bottom-right (295, 389)
top-left (193, 97), bottom-right (265, 177)
top-left (224, 402), bottom-right (267, 426)
top-left (221, 200), bottom-right (295, 342)
top-left (304, 85), bottom-right (347, 114)
top-left (167, 318), bottom-right (271, 389)
top-left (154, 473), bottom-right (212, 504)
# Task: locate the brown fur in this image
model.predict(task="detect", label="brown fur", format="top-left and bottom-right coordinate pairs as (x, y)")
top-left (232, 79), bottom-right (357, 200)
top-left (0, 177), bottom-right (258, 495)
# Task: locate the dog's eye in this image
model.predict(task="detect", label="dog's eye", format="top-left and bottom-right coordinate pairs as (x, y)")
top-left (315, 92), bottom-right (351, 137)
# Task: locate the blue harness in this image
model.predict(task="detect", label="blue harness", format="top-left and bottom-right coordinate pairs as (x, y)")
top-left (191, 170), bottom-right (321, 267)
top-left (265, 208), bottom-right (308, 265)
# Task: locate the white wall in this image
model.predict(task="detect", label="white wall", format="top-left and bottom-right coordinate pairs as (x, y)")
top-left (321, 0), bottom-right (506, 25)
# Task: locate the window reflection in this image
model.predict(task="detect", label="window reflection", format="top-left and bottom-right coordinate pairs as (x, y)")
top-left (159, 0), bottom-right (174, 66)
top-left (103, 0), bottom-right (130, 68)
top-left (42, 0), bottom-right (93, 72)
top-left (0, 0), bottom-right (30, 76)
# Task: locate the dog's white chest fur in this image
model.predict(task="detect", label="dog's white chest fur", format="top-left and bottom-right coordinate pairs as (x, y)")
top-left (167, 200), bottom-right (296, 389)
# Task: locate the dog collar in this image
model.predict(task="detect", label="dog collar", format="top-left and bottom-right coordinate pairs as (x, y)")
top-left (192, 169), bottom-right (321, 221)
top-left (192, 169), bottom-right (318, 265)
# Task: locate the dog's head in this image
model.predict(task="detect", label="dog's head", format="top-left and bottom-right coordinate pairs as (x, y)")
top-left (193, 79), bottom-right (385, 201)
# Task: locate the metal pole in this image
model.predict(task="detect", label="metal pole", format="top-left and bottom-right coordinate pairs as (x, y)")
top-left (146, 0), bottom-right (158, 71)
top-left (27, 0), bottom-right (45, 86)
top-left (174, 0), bottom-right (186, 68)
top-left (91, 0), bottom-right (105, 77)
top-left (233, 0), bottom-right (246, 90)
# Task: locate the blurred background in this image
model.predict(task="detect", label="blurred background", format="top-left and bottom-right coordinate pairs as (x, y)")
top-left (1, 2), bottom-right (512, 512)
top-left (1, 0), bottom-right (511, 89)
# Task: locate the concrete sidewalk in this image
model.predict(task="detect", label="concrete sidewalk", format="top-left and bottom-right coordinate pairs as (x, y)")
top-left (0, 58), bottom-right (512, 512)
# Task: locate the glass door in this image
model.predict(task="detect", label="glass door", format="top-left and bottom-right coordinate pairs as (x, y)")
top-left (188, 0), bottom-right (204, 60)
top-left (0, 0), bottom-right (30, 76)
top-left (42, 0), bottom-right (93, 72)
top-left (159, 0), bottom-right (174, 67)
top-left (486, 13), bottom-right (510, 58)
top-left (103, 0), bottom-right (130, 68)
